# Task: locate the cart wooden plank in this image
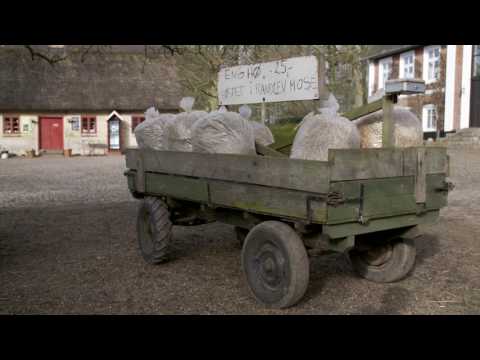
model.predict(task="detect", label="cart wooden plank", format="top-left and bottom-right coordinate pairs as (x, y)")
top-left (425, 173), bottom-right (448, 209)
top-left (126, 149), bottom-right (330, 194)
top-left (209, 181), bottom-right (327, 222)
top-left (328, 147), bottom-right (447, 181)
top-left (324, 210), bottom-right (439, 239)
top-left (146, 173), bottom-right (209, 203)
top-left (327, 177), bottom-right (417, 224)
top-left (328, 148), bottom-right (406, 181)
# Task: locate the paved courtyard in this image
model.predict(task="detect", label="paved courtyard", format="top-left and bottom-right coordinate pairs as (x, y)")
top-left (1, 151), bottom-right (480, 314)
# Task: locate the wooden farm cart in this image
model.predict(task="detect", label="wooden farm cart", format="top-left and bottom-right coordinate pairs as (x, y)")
top-left (124, 144), bottom-right (452, 309)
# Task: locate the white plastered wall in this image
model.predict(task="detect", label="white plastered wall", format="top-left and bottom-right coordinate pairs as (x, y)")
top-left (460, 45), bottom-right (473, 129)
top-left (0, 115), bottom-right (39, 156)
top-left (444, 45), bottom-right (457, 132)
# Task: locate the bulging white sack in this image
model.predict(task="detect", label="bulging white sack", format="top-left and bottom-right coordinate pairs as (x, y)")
top-left (352, 106), bottom-right (423, 148)
top-left (290, 112), bottom-right (361, 161)
top-left (237, 104), bottom-right (274, 146)
top-left (134, 107), bottom-right (176, 150)
top-left (249, 121), bottom-right (275, 146)
top-left (191, 111), bottom-right (256, 155)
top-left (164, 110), bottom-right (208, 151)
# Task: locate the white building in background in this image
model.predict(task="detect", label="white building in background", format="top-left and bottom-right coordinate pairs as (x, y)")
top-left (365, 45), bottom-right (480, 137)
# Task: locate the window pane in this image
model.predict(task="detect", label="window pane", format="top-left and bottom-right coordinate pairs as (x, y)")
top-left (89, 118), bottom-right (95, 132)
top-left (475, 47), bottom-right (480, 77)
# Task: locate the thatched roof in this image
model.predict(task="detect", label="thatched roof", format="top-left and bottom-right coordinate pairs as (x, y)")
top-left (0, 46), bottom-right (182, 112)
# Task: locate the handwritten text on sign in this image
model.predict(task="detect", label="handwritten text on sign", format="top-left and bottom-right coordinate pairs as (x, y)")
top-left (218, 56), bottom-right (319, 105)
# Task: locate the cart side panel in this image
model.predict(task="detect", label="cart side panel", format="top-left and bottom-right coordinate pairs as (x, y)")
top-left (145, 173), bottom-right (210, 203)
top-left (327, 147), bottom-right (447, 181)
top-left (323, 210), bottom-right (439, 239)
top-left (327, 177), bottom-right (417, 224)
top-left (426, 173), bottom-right (448, 209)
top-left (209, 181), bottom-right (327, 222)
top-left (326, 147), bottom-right (448, 227)
top-left (125, 148), bottom-right (330, 194)
top-left (328, 148), bottom-right (407, 181)
top-left (135, 170), bottom-right (327, 223)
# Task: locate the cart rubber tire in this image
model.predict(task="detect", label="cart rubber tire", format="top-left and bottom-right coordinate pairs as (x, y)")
top-left (137, 196), bottom-right (173, 265)
top-left (234, 227), bottom-right (249, 248)
top-left (349, 237), bottom-right (416, 283)
top-left (241, 221), bottom-right (309, 309)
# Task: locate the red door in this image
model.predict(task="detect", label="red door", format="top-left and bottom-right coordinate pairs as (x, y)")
top-left (40, 117), bottom-right (64, 150)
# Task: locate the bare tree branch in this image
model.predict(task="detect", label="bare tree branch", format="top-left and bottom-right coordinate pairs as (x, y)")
top-left (24, 45), bottom-right (67, 66)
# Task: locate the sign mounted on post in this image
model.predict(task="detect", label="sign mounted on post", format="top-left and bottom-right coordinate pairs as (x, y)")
top-left (218, 56), bottom-right (320, 106)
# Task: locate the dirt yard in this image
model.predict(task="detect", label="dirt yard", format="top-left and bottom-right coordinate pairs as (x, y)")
top-left (1, 150), bottom-right (479, 314)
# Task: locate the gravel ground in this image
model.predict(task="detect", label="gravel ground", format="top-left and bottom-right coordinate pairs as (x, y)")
top-left (1, 150), bottom-right (479, 314)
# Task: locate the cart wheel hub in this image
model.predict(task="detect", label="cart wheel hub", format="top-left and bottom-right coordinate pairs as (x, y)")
top-left (256, 244), bottom-right (285, 289)
top-left (263, 258), bottom-right (275, 273)
top-left (362, 243), bottom-right (393, 266)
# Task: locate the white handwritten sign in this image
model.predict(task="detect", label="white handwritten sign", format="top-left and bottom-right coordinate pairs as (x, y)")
top-left (218, 56), bottom-right (319, 106)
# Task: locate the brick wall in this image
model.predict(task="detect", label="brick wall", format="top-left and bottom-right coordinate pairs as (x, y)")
top-left (414, 47), bottom-right (423, 79)
top-left (453, 45), bottom-right (464, 130)
top-left (391, 54), bottom-right (400, 79)
top-left (372, 46), bottom-right (449, 132)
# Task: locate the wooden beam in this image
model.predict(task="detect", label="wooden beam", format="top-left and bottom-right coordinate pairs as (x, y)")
top-left (342, 99), bottom-right (383, 121)
top-left (126, 149), bottom-right (330, 194)
top-left (255, 142), bottom-right (287, 157)
top-left (382, 95), bottom-right (396, 147)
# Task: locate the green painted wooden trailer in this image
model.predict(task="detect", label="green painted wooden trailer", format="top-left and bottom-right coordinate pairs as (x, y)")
top-left (124, 144), bottom-right (452, 309)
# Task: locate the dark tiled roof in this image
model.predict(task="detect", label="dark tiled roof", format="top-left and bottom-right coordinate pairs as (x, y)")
top-left (0, 46), bottom-right (182, 112)
top-left (363, 45), bottom-right (421, 60)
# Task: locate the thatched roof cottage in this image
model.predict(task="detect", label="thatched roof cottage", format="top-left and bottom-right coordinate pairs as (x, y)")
top-left (0, 45), bottom-right (182, 156)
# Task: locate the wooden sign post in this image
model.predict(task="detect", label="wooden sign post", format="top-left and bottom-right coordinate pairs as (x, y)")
top-left (382, 94), bottom-right (397, 148)
top-left (383, 78), bottom-right (426, 148)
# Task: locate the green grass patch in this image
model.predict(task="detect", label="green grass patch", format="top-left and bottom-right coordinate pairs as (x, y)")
top-left (268, 123), bottom-right (298, 155)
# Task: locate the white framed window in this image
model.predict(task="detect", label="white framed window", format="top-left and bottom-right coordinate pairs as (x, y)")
top-left (368, 61), bottom-right (375, 96)
top-left (378, 57), bottom-right (393, 90)
top-left (474, 45), bottom-right (480, 78)
top-left (423, 45), bottom-right (441, 84)
top-left (422, 104), bottom-right (438, 131)
top-left (399, 50), bottom-right (415, 79)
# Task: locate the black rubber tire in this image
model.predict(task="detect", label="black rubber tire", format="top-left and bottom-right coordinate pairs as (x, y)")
top-left (241, 221), bottom-right (309, 309)
top-left (349, 237), bottom-right (416, 283)
top-left (137, 196), bottom-right (173, 265)
top-left (234, 227), bottom-right (249, 248)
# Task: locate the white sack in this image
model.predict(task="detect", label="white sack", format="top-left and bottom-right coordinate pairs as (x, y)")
top-left (249, 121), bottom-right (275, 146)
top-left (134, 107), bottom-right (176, 150)
top-left (353, 106), bottom-right (423, 148)
top-left (290, 112), bottom-right (361, 162)
top-left (191, 111), bottom-right (256, 155)
top-left (164, 110), bottom-right (208, 151)
top-left (237, 104), bottom-right (274, 146)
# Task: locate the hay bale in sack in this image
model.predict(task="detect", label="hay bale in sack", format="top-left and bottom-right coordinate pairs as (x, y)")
top-left (249, 121), bottom-right (275, 146)
top-left (134, 107), bottom-right (176, 150)
top-left (353, 106), bottom-right (423, 148)
top-left (238, 105), bottom-right (275, 146)
top-left (290, 112), bottom-right (361, 162)
top-left (191, 111), bottom-right (256, 155)
top-left (164, 110), bottom-right (208, 151)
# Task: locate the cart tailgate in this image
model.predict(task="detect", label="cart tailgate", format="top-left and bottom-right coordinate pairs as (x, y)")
top-left (326, 147), bottom-right (448, 225)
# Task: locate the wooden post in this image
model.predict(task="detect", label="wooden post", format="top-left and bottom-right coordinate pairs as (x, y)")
top-left (382, 94), bottom-right (397, 148)
top-left (261, 99), bottom-right (266, 125)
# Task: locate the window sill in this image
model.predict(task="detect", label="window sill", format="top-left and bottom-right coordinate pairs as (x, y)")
top-left (2, 133), bottom-right (22, 137)
top-left (81, 133), bottom-right (98, 137)
top-left (424, 79), bottom-right (439, 85)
